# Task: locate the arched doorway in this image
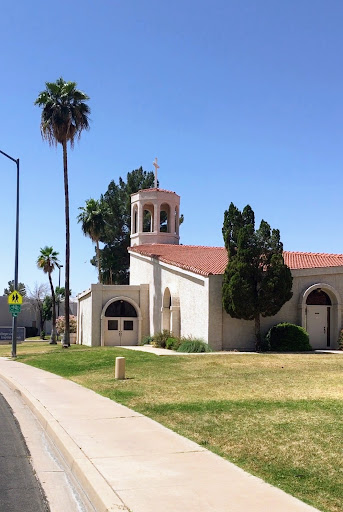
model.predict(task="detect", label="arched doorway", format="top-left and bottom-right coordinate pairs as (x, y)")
top-left (162, 288), bottom-right (171, 331)
top-left (102, 298), bottom-right (139, 346)
top-left (161, 288), bottom-right (181, 337)
top-left (301, 284), bottom-right (341, 350)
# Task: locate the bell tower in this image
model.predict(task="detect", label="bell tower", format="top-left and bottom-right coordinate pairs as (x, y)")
top-left (131, 159), bottom-right (181, 246)
top-left (130, 182), bottom-right (180, 247)
top-left (131, 187), bottom-right (180, 246)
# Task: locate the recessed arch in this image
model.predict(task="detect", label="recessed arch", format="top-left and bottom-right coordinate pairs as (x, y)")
top-left (101, 296), bottom-right (142, 346)
top-left (161, 288), bottom-right (180, 338)
top-left (163, 287), bottom-right (171, 308)
top-left (162, 288), bottom-right (171, 331)
top-left (300, 283), bottom-right (341, 350)
top-left (301, 283), bottom-right (340, 308)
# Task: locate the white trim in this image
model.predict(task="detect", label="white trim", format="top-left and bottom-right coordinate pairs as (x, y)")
top-left (77, 288), bottom-right (91, 300)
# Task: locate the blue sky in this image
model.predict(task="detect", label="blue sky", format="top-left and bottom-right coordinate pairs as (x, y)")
top-left (1, 0), bottom-right (342, 296)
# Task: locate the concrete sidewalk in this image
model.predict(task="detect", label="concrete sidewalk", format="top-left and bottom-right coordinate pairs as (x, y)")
top-left (0, 358), bottom-right (320, 512)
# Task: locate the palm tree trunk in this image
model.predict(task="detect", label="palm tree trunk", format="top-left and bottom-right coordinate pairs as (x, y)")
top-left (62, 140), bottom-right (70, 347)
top-left (96, 239), bottom-right (101, 283)
top-left (39, 306), bottom-right (44, 334)
top-left (48, 272), bottom-right (57, 344)
top-left (254, 313), bottom-right (261, 351)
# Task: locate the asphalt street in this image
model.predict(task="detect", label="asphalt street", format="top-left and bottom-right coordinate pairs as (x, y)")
top-left (0, 392), bottom-right (49, 512)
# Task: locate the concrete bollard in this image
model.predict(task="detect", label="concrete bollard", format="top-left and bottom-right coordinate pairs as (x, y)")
top-left (115, 357), bottom-right (126, 380)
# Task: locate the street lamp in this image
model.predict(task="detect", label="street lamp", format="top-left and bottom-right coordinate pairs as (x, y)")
top-left (56, 263), bottom-right (63, 317)
top-left (0, 150), bottom-right (20, 358)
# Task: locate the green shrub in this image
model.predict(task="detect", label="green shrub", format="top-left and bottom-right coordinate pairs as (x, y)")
top-left (338, 329), bottom-right (343, 350)
top-left (141, 336), bottom-right (154, 345)
top-left (40, 330), bottom-right (46, 340)
top-left (177, 339), bottom-right (212, 353)
top-left (152, 330), bottom-right (170, 348)
top-left (166, 337), bottom-right (182, 351)
top-left (265, 323), bottom-right (312, 352)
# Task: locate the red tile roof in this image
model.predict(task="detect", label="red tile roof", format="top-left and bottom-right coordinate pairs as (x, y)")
top-left (129, 245), bottom-right (343, 276)
top-left (283, 251), bottom-right (343, 270)
top-left (129, 245), bottom-right (227, 276)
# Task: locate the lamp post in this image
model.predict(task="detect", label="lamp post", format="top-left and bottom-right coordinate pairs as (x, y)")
top-left (0, 150), bottom-right (20, 358)
top-left (56, 263), bottom-right (63, 317)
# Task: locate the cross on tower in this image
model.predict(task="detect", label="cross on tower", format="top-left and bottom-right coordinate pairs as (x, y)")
top-left (153, 157), bottom-right (160, 188)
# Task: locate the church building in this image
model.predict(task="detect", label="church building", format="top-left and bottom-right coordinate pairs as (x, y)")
top-left (77, 182), bottom-right (343, 351)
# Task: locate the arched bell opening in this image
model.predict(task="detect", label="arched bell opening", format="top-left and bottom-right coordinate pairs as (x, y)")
top-left (131, 205), bottom-right (138, 234)
top-left (160, 203), bottom-right (170, 233)
top-left (143, 203), bottom-right (154, 232)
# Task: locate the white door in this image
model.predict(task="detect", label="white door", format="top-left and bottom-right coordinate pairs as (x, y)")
top-left (104, 318), bottom-right (138, 346)
top-left (120, 317), bottom-right (138, 345)
top-left (307, 306), bottom-right (329, 349)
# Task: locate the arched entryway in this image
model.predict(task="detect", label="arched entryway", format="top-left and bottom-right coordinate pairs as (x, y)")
top-left (101, 297), bottom-right (141, 346)
top-left (161, 287), bottom-right (171, 331)
top-left (301, 284), bottom-right (341, 349)
top-left (161, 288), bottom-right (180, 337)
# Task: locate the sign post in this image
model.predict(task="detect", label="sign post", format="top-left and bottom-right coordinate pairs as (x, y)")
top-left (8, 291), bottom-right (23, 355)
top-left (1, 150), bottom-right (20, 358)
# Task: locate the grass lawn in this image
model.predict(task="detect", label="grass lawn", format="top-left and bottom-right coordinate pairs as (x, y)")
top-left (1, 343), bottom-right (342, 512)
top-left (25, 336), bottom-right (51, 341)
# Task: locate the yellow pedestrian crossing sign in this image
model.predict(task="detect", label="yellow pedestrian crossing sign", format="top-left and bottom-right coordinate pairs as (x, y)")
top-left (8, 291), bottom-right (23, 305)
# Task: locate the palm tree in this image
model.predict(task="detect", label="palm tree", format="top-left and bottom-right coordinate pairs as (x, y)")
top-left (37, 246), bottom-right (60, 344)
top-left (77, 198), bottom-right (106, 283)
top-left (34, 78), bottom-right (90, 347)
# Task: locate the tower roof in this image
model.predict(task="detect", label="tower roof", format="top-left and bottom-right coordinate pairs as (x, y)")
top-left (131, 188), bottom-right (179, 196)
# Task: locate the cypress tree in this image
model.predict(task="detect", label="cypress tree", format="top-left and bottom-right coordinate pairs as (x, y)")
top-left (222, 203), bottom-right (293, 350)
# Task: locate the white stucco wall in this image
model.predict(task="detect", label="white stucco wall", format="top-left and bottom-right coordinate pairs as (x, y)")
top-left (208, 275), bottom-right (224, 350)
top-left (220, 266), bottom-right (343, 350)
top-left (77, 289), bottom-right (92, 346)
top-left (79, 257), bottom-right (343, 351)
top-left (129, 252), bottom-right (212, 344)
top-left (77, 284), bottom-right (149, 346)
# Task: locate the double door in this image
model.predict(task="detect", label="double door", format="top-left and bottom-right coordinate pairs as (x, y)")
top-left (105, 317), bottom-right (138, 346)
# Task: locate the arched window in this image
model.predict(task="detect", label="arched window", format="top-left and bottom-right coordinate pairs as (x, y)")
top-left (306, 289), bottom-right (331, 305)
top-left (105, 300), bottom-right (137, 317)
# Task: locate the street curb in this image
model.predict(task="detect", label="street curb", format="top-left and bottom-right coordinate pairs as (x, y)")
top-left (0, 371), bottom-right (129, 512)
